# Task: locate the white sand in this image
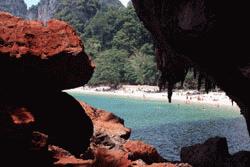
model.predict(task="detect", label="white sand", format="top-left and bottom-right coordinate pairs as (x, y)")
top-left (64, 85), bottom-right (240, 110)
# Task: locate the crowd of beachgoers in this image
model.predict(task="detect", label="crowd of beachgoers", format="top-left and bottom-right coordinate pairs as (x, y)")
top-left (65, 85), bottom-right (240, 109)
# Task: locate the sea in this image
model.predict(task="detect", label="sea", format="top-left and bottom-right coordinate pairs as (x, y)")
top-left (70, 93), bottom-right (250, 161)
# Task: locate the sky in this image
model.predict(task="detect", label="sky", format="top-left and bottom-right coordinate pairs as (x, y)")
top-left (24, 0), bottom-right (130, 8)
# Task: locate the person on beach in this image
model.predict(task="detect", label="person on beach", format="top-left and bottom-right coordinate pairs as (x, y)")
top-left (186, 95), bottom-right (191, 104)
top-left (216, 103), bottom-right (220, 108)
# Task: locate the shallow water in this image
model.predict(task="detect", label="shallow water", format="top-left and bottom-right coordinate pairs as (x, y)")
top-left (70, 93), bottom-right (250, 161)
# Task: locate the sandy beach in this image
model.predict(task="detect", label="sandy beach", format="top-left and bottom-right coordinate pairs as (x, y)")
top-left (64, 85), bottom-right (240, 109)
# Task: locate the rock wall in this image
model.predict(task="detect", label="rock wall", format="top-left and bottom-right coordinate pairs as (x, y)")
top-left (181, 137), bottom-right (250, 167)
top-left (0, 12), bottom-right (191, 167)
top-left (29, 0), bottom-right (123, 22)
top-left (26, 5), bottom-right (38, 20)
top-left (0, 12), bottom-right (94, 91)
top-left (35, 0), bottom-right (59, 22)
top-left (0, 0), bottom-right (124, 21)
top-left (132, 0), bottom-right (250, 134)
top-left (53, 102), bottom-right (191, 167)
top-left (0, 12), bottom-right (94, 166)
top-left (99, 0), bottom-right (124, 9)
top-left (0, 0), bottom-right (27, 18)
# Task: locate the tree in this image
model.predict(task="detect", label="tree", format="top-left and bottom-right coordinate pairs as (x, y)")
top-left (89, 49), bottom-right (129, 87)
top-left (124, 49), bottom-right (158, 85)
top-left (53, 1), bottom-right (162, 87)
top-left (55, 0), bottom-right (99, 34)
top-left (84, 7), bottom-right (123, 49)
top-left (111, 4), bottom-right (153, 54)
top-left (83, 37), bottom-right (102, 57)
top-left (140, 43), bottom-right (154, 56)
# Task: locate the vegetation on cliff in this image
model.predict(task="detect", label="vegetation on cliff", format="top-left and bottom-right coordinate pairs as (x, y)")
top-left (42, 1), bottom-right (157, 86)
top-left (54, 2), bottom-right (157, 86)
top-left (0, 0), bottom-right (201, 90)
top-left (54, 0), bottom-right (100, 34)
top-left (54, 1), bottom-right (200, 89)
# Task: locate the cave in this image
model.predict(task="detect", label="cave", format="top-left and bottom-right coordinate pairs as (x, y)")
top-left (131, 0), bottom-right (250, 135)
top-left (1, 0), bottom-right (250, 166)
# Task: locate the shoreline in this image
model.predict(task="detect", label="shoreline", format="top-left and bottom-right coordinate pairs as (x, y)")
top-left (64, 85), bottom-right (240, 110)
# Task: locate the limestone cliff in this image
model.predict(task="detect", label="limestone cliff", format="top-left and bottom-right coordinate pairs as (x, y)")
top-left (28, 0), bottom-right (56, 21)
top-left (1, 0), bottom-right (124, 22)
top-left (27, 0), bottom-right (123, 21)
top-left (0, 0), bottom-right (27, 18)
top-left (26, 5), bottom-right (38, 20)
top-left (99, 0), bottom-right (124, 9)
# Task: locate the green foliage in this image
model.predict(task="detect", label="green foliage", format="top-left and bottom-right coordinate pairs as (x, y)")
top-left (53, 1), bottom-right (158, 86)
top-left (80, 3), bottom-right (157, 86)
top-left (89, 49), bottom-right (129, 86)
top-left (83, 37), bottom-right (102, 57)
top-left (111, 5), bottom-right (153, 53)
top-left (84, 3), bottom-right (153, 53)
top-left (84, 7), bottom-right (123, 49)
top-left (55, 0), bottom-right (99, 34)
top-left (124, 49), bottom-right (158, 85)
top-left (140, 43), bottom-right (154, 56)
top-left (89, 49), bottom-right (159, 86)
top-left (53, 0), bottom-right (200, 88)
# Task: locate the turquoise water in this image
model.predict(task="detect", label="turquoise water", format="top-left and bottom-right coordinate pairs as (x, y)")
top-left (70, 93), bottom-right (250, 161)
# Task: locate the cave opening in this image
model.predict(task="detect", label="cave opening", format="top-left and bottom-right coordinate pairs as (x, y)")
top-left (1, 0), bottom-right (250, 166)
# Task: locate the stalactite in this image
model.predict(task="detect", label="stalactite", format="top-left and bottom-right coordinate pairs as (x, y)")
top-left (132, 0), bottom-right (250, 136)
top-left (168, 83), bottom-right (174, 103)
top-left (180, 80), bottom-right (184, 88)
top-left (198, 73), bottom-right (203, 91)
top-left (193, 68), bottom-right (197, 79)
top-left (155, 42), bottom-right (217, 103)
top-left (181, 68), bottom-right (188, 88)
top-left (205, 78), bottom-right (211, 93)
top-left (212, 82), bottom-right (216, 90)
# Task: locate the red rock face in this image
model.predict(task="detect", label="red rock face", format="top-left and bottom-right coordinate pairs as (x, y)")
top-left (80, 101), bottom-right (131, 140)
top-left (0, 11), bottom-right (193, 167)
top-left (145, 163), bottom-right (191, 167)
top-left (0, 99), bottom-right (192, 166)
top-left (0, 12), bottom-right (95, 161)
top-left (10, 107), bottom-right (35, 125)
top-left (77, 102), bottom-right (176, 167)
top-left (93, 148), bottom-right (131, 167)
top-left (0, 12), bottom-right (94, 91)
top-left (0, 12), bottom-right (82, 58)
top-left (124, 140), bottom-right (166, 164)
